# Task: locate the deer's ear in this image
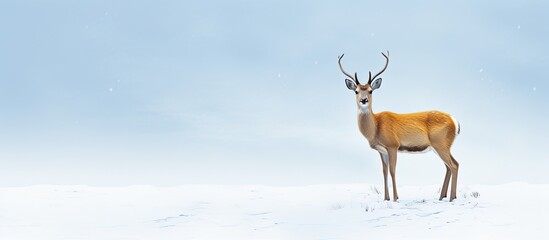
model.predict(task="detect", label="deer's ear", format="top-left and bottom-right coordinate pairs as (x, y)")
top-left (345, 79), bottom-right (357, 91)
top-left (371, 78), bottom-right (382, 90)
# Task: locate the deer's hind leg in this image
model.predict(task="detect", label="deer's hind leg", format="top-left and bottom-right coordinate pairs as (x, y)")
top-left (439, 164), bottom-right (451, 200)
top-left (433, 146), bottom-right (459, 201)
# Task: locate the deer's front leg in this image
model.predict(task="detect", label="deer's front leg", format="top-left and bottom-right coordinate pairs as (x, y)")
top-left (379, 152), bottom-right (390, 201)
top-left (388, 148), bottom-right (399, 201)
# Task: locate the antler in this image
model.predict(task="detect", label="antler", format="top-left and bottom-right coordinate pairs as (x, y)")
top-left (368, 51), bottom-right (389, 84)
top-left (338, 54), bottom-right (359, 85)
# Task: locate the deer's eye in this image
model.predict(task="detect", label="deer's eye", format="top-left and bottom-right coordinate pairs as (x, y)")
top-left (354, 90), bottom-right (358, 94)
top-left (368, 90), bottom-right (373, 94)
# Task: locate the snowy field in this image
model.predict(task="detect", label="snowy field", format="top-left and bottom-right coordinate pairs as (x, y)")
top-left (0, 183), bottom-right (547, 240)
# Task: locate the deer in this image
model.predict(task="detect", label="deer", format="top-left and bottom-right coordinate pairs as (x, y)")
top-left (338, 51), bottom-right (461, 201)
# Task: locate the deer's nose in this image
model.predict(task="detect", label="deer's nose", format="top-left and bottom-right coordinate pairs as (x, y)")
top-left (360, 98), bottom-right (368, 104)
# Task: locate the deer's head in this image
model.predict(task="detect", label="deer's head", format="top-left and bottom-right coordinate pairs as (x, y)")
top-left (338, 51), bottom-right (389, 113)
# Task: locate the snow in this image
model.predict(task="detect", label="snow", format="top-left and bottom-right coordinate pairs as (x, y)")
top-left (0, 183), bottom-right (547, 239)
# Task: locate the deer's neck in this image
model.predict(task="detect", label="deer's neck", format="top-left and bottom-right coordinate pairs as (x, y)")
top-left (358, 110), bottom-right (377, 143)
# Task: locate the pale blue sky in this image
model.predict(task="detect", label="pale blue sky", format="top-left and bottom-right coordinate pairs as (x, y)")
top-left (0, 0), bottom-right (547, 186)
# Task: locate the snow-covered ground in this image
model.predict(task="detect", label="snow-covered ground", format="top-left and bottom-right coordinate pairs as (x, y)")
top-left (0, 183), bottom-right (547, 239)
